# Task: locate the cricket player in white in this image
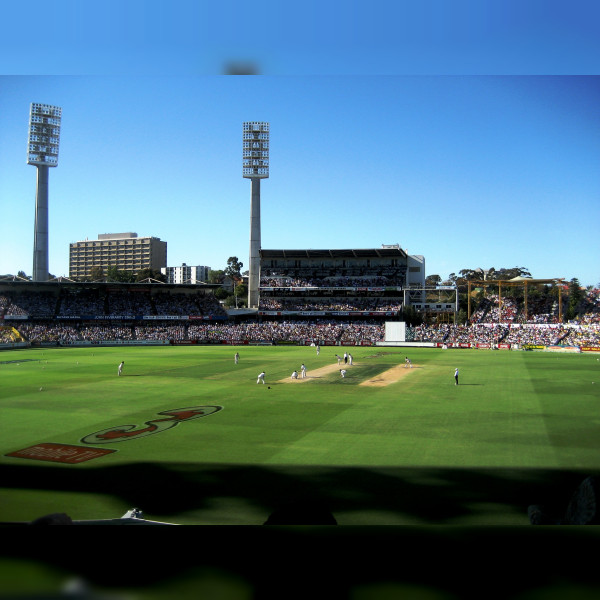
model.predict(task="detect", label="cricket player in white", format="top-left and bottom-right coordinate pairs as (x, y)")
top-left (257, 371), bottom-right (266, 384)
top-left (291, 370), bottom-right (298, 379)
top-left (301, 364), bottom-right (307, 378)
top-left (340, 369), bottom-right (347, 378)
top-left (118, 361), bottom-right (124, 376)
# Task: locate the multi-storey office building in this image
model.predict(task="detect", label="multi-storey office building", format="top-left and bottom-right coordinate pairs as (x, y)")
top-left (69, 233), bottom-right (167, 279)
top-left (161, 264), bottom-right (211, 285)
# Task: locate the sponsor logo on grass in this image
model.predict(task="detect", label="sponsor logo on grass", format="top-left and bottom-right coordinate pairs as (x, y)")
top-left (81, 406), bottom-right (222, 444)
top-left (6, 443), bottom-right (115, 464)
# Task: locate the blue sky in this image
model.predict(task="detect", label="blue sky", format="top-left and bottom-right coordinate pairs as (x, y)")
top-left (1, 2), bottom-right (599, 287)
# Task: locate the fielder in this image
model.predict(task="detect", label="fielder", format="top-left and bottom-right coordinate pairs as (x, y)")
top-left (118, 361), bottom-right (124, 376)
top-left (257, 371), bottom-right (266, 384)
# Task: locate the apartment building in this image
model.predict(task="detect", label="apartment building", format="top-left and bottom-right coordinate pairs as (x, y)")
top-left (69, 232), bottom-right (167, 279)
top-left (161, 263), bottom-right (211, 284)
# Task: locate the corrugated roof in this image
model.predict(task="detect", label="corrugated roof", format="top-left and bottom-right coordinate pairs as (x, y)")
top-left (260, 248), bottom-right (407, 259)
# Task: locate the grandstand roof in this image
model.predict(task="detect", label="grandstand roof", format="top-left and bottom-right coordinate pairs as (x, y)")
top-left (0, 280), bottom-right (222, 293)
top-left (261, 248), bottom-right (408, 259)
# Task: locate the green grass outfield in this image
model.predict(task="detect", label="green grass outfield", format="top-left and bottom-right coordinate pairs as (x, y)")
top-left (1, 344), bottom-right (599, 525)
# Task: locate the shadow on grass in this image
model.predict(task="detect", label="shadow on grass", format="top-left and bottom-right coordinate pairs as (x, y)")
top-left (0, 461), bottom-right (594, 526)
top-left (2, 463), bottom-right (600, 599)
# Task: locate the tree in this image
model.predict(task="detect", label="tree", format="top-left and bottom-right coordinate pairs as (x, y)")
top-left (208, 269), bottom-right (224, 284)
top-left (89, 266), bottom-right (104, 281)
top-left (425, 274), bottom-right (442, 287)
top-left (493, 266), bottom-right (532, 280)
top-left (232, 282), bottom-right (248, 308)
top-left (213, 287), bottom-right (229, 300)
top-left (565, 277), bottom-right (584, 321)
top-left (224, 257), bottom-right (244, 282)
top-left (106, 267), bottom-right (135, 283)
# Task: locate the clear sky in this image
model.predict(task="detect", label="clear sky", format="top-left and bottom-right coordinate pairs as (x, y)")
top-left (1, 2), bottom-right (599, 287)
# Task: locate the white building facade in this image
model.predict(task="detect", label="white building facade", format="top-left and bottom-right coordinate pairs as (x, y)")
top-left (161, 263), bottom-right (211, 285)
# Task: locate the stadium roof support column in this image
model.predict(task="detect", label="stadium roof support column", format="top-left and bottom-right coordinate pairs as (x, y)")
top-left (28, 103), bottom-right (62, 282)
top-left (243, 122), bottom-right (269, 309)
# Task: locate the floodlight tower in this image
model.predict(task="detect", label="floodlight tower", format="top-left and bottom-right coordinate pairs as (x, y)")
top-left (28, 103), bottom-right (62, 282)
top-left (243, 121), bottom-right (269, 308)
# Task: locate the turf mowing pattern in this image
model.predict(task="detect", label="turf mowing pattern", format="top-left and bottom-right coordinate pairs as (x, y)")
top-left (1, 344), bottom-right (599, 525)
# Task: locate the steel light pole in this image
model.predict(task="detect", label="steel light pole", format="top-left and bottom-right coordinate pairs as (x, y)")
top-left (243, 121), bottom-right (269, 308)
top-left (28, 103), bottom-right (62, 282)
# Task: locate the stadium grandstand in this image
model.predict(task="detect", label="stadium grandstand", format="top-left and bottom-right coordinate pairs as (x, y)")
top-left (1, 268), bottom-right (599, 351)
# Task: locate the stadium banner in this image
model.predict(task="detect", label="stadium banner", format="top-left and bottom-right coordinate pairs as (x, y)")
top-left (144, 315), bottom-right (189, 320)
top-left (581, 347), bottom-right (600, 352)
top-left (522, 345), bottom-right (546, 351)
top-left (72, 340), bottom-right (170, 346)
top-left (259, 286), bottom-right (399, 292)
top-left (258, 310), bottom-right (397, 317)
top-left (94, 315), bottom-right (135, 320)
top-left (476, 343), bottom-right (491, 349)
top-left (187, 315), bottom-right (228, 320)
top-left (498, 343), bottom-right (511, 350)
top-left (545, 345), bottom-right (581, 353)
top-left (0, 342), bottom-right (30, 349)
top-left (510, 323), bottom-right (561, 328)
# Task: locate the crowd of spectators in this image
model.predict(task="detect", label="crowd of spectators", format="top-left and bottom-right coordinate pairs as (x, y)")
top-left (2, 286), bottom-right (599, 348)
top-left (570, 288), bottom-right (600, 325)
top-left (260, 276), bottom-right (402, 288)
top-left (562, 325), bottom-right (600, 347)
top-left (9, 317), bottom-right (599, 348)
top-left (187, 320), bottom-right (384, 345)
top-left (469, 295), bottom-right (520, 324)
top-left (503, 325), bottom-right (568, 347)
top-left (259, 297), bottom-right (402, 312)
top-left (408, 322), bottom-right (600, 347)
top-left (0, 292), bottom-right (56, 317)
top-left (58, 289), bottom-right (105, 316)
top-left (0, 289), bottom-right (226, 319)
top-left (0, 326), bottom-right (19, 343)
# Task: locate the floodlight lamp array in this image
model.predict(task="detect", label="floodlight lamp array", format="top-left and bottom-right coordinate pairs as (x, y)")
top-left (27, 103), bottom-right (62, 167)
top-left (243, 121), bottom-right (269, 178)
